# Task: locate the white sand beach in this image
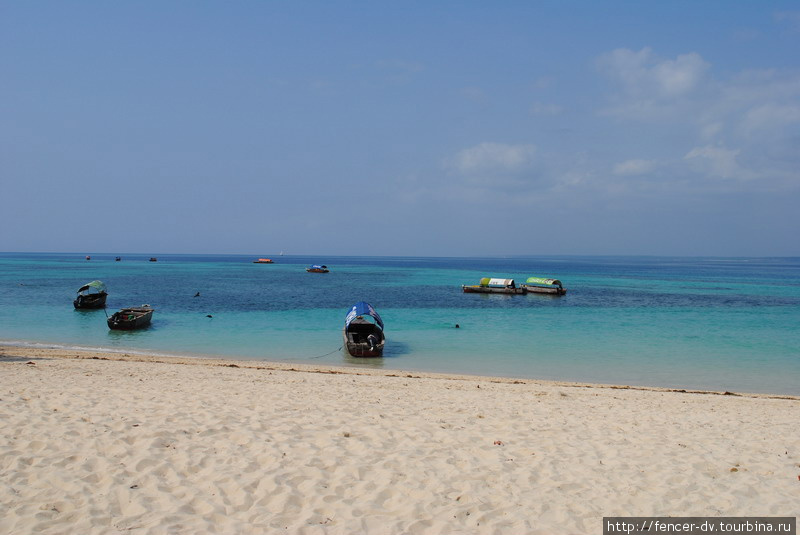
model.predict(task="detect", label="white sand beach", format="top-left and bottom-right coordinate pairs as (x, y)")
top-left (1, 346), bottom-right (799, 534)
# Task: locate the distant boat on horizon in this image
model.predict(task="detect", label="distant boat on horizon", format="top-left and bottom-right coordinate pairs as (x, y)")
top-left (253, 258), bottom-right (274, 264)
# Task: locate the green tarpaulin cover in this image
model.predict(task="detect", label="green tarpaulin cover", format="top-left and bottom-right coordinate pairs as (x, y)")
top-left (77, 280), bottom-right (107, 294)
top-left (480, 278), bottom-right (515, 287)
top-left (525, 277), bottom-right (561, 286)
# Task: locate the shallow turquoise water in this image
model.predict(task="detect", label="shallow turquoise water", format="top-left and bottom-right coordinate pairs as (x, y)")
top-left (1, 253), bottom-right (798, 395)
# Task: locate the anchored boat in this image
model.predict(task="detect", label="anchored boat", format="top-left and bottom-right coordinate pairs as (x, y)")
top-left (253, 258), bottom-right (274, 264)
top-left (343, 302), bottom-right (385, 357)
top-left (107, 306), bottom-right (154, 330)
top-left (521, 277), bottom-right (567, 295)
top-left (73, 280), bottom-right (108, 309)
top-left (462, 278), bottom-right (527, 294)
top-left (306, 264), bottom-right (329, 273)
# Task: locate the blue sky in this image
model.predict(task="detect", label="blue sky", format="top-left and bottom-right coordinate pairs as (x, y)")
top-left (2, 1), bottom-right (798, 256)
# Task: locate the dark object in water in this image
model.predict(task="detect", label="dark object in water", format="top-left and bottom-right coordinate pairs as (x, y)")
top-left (455, 324), bottom-right (460, 328)
top-left (73, 280), bottom-right (108, 309)
top-left (115, 257), bottom-right (121, 261)
top-left (343, 301), bottom-right (385, 358)
top-left (107, 306), bottom-right (154, 330)
top-left (149, 257), bottom-right (157, 262)
top-left (194, 292), bottom-right (201, 297)
top-left (306, 264), bottom-right (330, 273)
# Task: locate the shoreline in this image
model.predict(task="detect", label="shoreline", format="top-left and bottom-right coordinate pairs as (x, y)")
top-left (2, 344), bottom-right (798, 401)
top-left (2, 345), bottom-right (799, 533)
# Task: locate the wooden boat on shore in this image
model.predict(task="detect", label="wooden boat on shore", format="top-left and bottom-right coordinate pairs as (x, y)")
top-left (253, 258), bottom-right (274, 264)
top-left (343, 302), bottom-right (385, 357)
top-left (107, 306), bottom-right (154, 330)
top-left (521, 277), bottom-right (567, 295)
top-left (462, 278), bottom-right (526, 294)
top-left (306, 264), bottom-right (329, 273)
top-left (73, 280), bottom-right (108, 309)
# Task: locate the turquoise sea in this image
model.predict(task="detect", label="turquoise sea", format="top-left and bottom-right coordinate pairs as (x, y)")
top-left (1, 253), bottom-right (799, 395)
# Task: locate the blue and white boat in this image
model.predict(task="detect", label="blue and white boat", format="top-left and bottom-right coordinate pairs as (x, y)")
top-left (343, 301), bottom-right (385, 357)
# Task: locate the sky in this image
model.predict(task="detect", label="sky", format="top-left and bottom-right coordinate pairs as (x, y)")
top-left (1, 1), bottom-right (799, 257)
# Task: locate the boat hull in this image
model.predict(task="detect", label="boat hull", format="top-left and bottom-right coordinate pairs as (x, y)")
top-left (73, 292), bottom-right (108, 309)
top-left (342, 328), bottom-right (385, 358)
top-left (107, 308), bottom-right (154, 330)
top-left (462, 285), bottom-right (527, 294)
top-left (307, 269), bottom-right (329, 273)
top-left (522, 285), bottom-right (567, 295)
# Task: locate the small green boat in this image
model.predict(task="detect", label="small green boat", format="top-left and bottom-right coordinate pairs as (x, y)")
top-left (73, 280), bottom-right (108, 309)
top-left (521, 277), bottom-right (567, 295)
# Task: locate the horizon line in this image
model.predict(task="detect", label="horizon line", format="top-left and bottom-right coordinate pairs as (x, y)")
top-left (2, 251), bottom-right (799, 260)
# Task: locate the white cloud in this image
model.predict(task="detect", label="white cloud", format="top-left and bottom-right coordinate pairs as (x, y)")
top-left (684, 145), bottom-right (752, 180)
top-left (697, 70), bottom-right (800, 160)
top-left (653, 53), bottom-right (709, 97)
top-left (613, 159), bottom-right (657, 176)
top-left (448, 142), bottom-right (537, 174)
top-left (420, 143), bottom-right (548, 203)
top-left (700, 122), bottom-right (723, 141)
top-left (740, 103), bottom-right (800, 135)
top-left (595, 47), bottom-right (800, 188)
top-left (597, 47), bottom-right (709, 100)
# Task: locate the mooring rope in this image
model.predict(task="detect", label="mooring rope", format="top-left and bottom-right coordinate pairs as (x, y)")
top-left (309, 346), bottom-right (343, 359)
